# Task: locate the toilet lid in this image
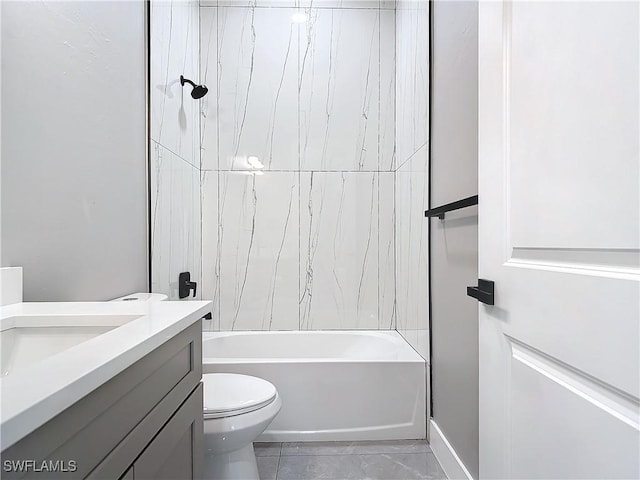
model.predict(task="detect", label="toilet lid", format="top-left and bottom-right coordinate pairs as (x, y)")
top-left (202, 373), bottom-right (277, 419)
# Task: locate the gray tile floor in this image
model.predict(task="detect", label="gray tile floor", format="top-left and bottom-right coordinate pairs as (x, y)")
top-left (254, 440), bottom-right (447, 480)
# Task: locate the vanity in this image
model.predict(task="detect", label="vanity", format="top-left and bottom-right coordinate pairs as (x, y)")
top-left (0, 297), bottom-right (211, 479)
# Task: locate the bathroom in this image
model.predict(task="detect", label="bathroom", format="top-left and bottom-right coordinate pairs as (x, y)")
top-left (1, 1), bottom-right (638, 479)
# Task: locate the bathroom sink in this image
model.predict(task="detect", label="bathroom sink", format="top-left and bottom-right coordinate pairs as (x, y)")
top-left (0, 314), bottom-right (142, 377)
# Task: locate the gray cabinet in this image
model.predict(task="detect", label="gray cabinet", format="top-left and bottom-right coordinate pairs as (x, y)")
top-left (134, 383), bottom-right (203, 480)
top-left (119, 468), bottom-right (134, 480)
top-left (1, 321), bottom-right (203, 480)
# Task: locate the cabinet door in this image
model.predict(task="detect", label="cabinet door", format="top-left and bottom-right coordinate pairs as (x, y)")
top-left (134, 383), bottom-right (203, 480)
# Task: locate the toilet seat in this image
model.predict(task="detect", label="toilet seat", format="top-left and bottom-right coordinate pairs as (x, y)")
top-left (203, 373), bottom-right (277, 419)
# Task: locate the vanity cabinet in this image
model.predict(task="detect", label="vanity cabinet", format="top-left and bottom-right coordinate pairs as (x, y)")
top-left (1, 321), bottom-right (203, 479)
top-left (132, 383), bottom-right (202, 480)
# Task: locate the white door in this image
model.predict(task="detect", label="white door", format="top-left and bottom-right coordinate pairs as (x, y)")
top-left (478, 1), bottom-right (639, 479)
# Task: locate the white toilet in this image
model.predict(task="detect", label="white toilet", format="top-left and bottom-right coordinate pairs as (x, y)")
top-left (202, 373), bottom-right (282, 480)
top-left (110, 292), bottom-right (168, 302)
top-left (112, 294), bottom-right (280, 479)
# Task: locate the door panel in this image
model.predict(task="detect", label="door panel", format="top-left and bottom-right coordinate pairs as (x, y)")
top-left (478, 1), bottom-right (640, 478)
top-left (510, 349), bottom-right (639, 479)
top-left (508, 2), bottom-right (638, 250)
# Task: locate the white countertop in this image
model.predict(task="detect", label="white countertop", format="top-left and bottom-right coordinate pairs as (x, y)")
top-left (0, 300), bottom-right (211, 451)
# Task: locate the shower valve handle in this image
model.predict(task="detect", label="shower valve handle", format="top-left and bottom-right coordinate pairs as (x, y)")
top-left (178, 272), bottom-right (197, 299)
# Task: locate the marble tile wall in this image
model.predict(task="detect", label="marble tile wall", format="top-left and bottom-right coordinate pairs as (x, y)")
top-left (395, 0), bottom-right (430, 360)
top-left (150, 142), bottom-right (202, 300)
top-left (299, 172), bottom-right (394, 329)
top-left (395, 145), bottom-right (429, 359)
top-left (200, 1), bottom-right (396, 330)
top-left (150, 0), bottom-right (203, 300)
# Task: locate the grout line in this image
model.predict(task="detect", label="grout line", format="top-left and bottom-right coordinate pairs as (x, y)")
top-left (200, 169), bottom-right (397, 173)
top-left (297, 11), bottom-right (301, 333)
top-left (377, 1), bottom-right (381, 330)
top-left (395, 140), bottom-right (428, 171)
top-left (216, 4), bottom-right (222, 330)
top-left (277, 451), bottom-right (433, 458)
top-left (152, 140), bottom-right (200, 171)
top-left (200, 6), bottom-right (396, 11)
top-left (199, 0), bottom-right (204, 303)
top-left (275, 450), bottom-right (283, 480)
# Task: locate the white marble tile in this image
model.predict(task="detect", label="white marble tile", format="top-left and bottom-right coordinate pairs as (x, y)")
top-left (151, 0), bottom-right (200, 168)
top-left (150, 142), bottom-right (202, 301)
top-left (196, 3), bottom-right (399, 334)
top-left (300, 172), bottom-right (379, 329)
top-left (396, 0), bottom-right (429, 167)
top-left (208, 0), bottom-right (396, 7)
top-left (298, 0), bottom-right (380, 8)
top-left (201, 170), bottom-right (220, 330)
top-left (395, 0), bottom-right (429, 355)
top-left (380, 8), bottom-right (396, 171)
top-left (299, 9), bottom-right (380, 171)
top-left (200, 7), bottom-right (219, 171)
top-left (212, 6), bottom-right (299, 171)
top-left (378, 173), bottom-right (396, 329)
top-left (203, 0), bottom-right (297, 6)
top-left (219, 171), bottom-right (299, 330)
top-left (395, 145), bottom-right (429, 359)
top-left (395, 0), bottom-right (427, 11)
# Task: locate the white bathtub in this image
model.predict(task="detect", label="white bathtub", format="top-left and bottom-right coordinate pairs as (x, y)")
top-left (202, 330), bottom-right (426, 442)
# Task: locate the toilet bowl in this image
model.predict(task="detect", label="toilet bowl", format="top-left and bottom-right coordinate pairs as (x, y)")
top-left (202, 373), bottom-right (281, 480)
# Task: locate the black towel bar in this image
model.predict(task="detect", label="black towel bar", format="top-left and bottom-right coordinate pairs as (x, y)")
top-left (424, 195), bottom-right (478, 219)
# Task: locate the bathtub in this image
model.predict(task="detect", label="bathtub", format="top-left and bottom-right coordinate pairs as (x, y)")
top-left (202, 330), bottom-right (426, 442)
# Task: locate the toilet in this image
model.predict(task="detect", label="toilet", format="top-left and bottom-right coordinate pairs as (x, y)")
top-left (202, 373), bottom-right (282, 480)
top-left (109, 292), bottom-right (168, 302)
top-left (112, 293), bottom-right (280, 479)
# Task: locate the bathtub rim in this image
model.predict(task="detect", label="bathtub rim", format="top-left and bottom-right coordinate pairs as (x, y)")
top-left (202, 330), bottom-right (426, 364)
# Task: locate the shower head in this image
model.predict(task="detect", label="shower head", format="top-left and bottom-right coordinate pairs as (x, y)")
top-left (180, 75), bottom-right (208, 99)
top-left (191, 84), bottom-right (208, 99)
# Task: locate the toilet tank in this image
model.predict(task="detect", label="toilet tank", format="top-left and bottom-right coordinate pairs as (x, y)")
top-left (110, 293), bottom-right (168, 302)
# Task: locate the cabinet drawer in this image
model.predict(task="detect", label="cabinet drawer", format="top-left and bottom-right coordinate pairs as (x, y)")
top-left (134, 383), bottom-right (204, 480)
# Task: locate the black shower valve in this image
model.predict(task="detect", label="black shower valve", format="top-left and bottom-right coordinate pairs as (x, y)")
top-left (178, 271), bottom-right (197, 299)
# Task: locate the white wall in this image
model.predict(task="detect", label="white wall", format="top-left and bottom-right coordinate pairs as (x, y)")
top-left (1, 1), bottom-right (148, 301)
top-left (150, 0), bottom-right (202, 301)
top-left (199, 1), bottom-right (396, 331)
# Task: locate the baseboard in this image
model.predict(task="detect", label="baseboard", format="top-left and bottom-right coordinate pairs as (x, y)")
top-left (429, 420), bottom-right (474, 480)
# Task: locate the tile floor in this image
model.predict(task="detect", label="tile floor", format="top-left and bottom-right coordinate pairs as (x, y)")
top-left (254, 440), bottom-right (447, 480)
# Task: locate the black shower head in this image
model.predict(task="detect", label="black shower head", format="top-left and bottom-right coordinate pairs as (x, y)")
top-left (180, 75), bottom-right (208, 99)
top-left (191, 84), bottom-right (208, 99)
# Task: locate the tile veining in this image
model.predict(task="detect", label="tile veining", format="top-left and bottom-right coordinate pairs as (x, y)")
top-left (199, 2), bottom-right (397, 332)
top-left (230, 174), bottom-right (258, 330)
top-left (300, 172), bottom-right (379, 329)
top-left (266, 181), bottom-right (297, 330)
top-left (231, 6), bottom-right (256, 164)
top-left (299, 172), bottom-right (322, 329)
top-left (219, 172), bottom-right (300, 330)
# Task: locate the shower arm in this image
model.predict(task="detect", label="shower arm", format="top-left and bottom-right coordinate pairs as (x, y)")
top-left (180, 76), bottom-right (196, 88)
